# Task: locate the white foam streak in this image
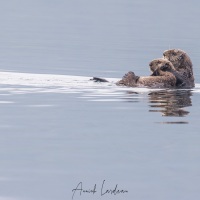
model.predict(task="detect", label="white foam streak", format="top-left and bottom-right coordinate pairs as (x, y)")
top-left (0, 72), bottom-right (199, 98)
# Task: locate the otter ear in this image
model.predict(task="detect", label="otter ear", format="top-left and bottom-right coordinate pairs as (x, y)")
top-left (160, 64), bottom-right (169, 71)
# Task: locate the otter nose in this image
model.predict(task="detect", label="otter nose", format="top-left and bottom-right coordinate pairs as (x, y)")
top-left (163, 53), bottom-right (167, 59)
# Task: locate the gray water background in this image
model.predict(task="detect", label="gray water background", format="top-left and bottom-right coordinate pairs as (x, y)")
top-left (0, 0), bottom-right (200, 200)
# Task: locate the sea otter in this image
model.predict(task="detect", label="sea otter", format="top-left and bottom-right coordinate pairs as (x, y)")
top-left (150, 58), bottom-right (185, 87)
top-left (163, 49), bottom-right (194, 88)
top-left (92, 49), bottom-right (194, 88)
top-left (116, 58), bottom-right (183, 88)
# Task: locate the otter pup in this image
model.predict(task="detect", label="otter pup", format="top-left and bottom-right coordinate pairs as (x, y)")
top-left (163, 49), bottom-right (194, 88)
top-left (116, 59), bottom-right (180, 88)
top-left (150, 58), bottom-right (185, 87)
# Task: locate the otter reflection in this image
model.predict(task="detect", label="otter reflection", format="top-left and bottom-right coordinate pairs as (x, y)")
top-left (148, 90), bottom-right (192, 117)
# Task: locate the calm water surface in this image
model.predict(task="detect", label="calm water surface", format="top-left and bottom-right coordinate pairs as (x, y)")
top-left (0, 0), bottom-right (200, 200)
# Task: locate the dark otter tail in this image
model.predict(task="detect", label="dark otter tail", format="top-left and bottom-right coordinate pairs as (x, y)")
top-left (91, 77), bottom-right (109, 82)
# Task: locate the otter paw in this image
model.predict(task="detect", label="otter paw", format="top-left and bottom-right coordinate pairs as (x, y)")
top-left (116, 71), bottom-right (139, 87)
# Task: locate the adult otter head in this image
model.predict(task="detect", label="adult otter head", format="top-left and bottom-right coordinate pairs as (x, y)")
top-left (163, 49), bottom-right (192, 70)
top-left (163, 49), bottom-right (194, 87)
top-left (150, 58), bottom-right (185, 87)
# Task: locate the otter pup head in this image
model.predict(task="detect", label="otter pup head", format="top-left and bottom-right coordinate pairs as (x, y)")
top-left (150, 58), bottom-right (185, 87)
top-left (149, 58), bottom-right (175, 73)
top-left (163, 49), bottom-right (192, 71)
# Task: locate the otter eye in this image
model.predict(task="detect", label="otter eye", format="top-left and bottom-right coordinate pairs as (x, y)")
top-left (160, 64), bottom-right (168, 71)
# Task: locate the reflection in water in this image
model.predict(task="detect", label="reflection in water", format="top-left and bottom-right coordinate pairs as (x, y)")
top-left (148, 90), bottom-right (192, 117)
top-left (120, 91), bottom-right (140, 103)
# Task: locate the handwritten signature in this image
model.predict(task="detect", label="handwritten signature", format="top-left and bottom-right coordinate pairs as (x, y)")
top-left (72, 180), bottom-right (128, 199)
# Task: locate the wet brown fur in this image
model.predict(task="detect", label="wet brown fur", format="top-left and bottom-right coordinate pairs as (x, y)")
top-left (92, 49), bottom-right (194, 88)
top-left (163, 49), bottom-right (194, 88)
top-left (116, 59), bottom-right (177, 88)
